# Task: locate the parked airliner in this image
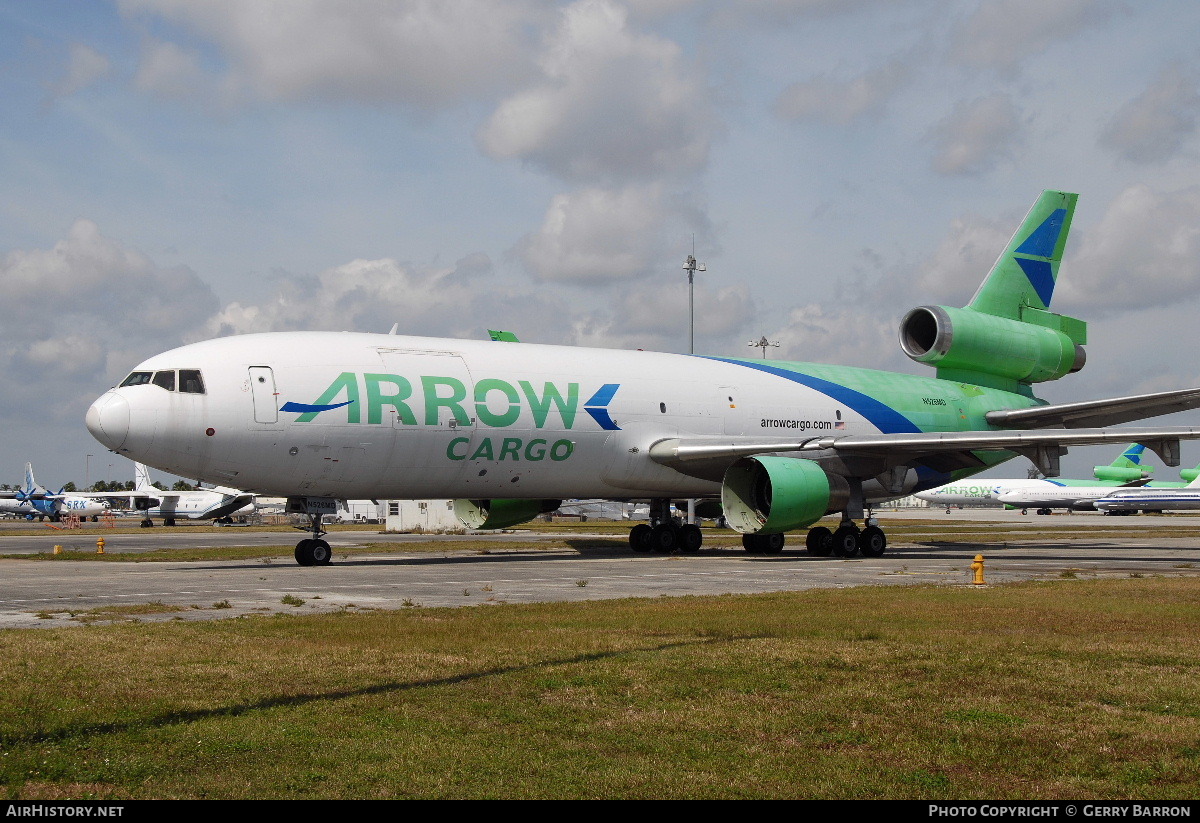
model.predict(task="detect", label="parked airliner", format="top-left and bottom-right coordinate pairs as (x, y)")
top-left (0, 463), bottom-right (109, 522)
top-left (86, 191), bottom-right (1200, 565)
top-left (82, 462), bottom-right (257, 527)
top-left (1095, 475), bottom-right (1200, 513)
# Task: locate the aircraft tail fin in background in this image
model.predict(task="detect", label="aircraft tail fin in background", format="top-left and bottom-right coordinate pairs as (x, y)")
top-left (1094, 443), bottom-right (1154, 482)
top-left (133, 463), bottom-right (154, 493)
top-left (899, 190), bottom-right (1087, 396)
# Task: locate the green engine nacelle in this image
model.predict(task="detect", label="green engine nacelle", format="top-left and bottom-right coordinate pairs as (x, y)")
top-left (1093, 466), bottom-right (1150, 482)
top-left (900, 305), bottom-right (1084, 387)
top-left (720, 456), bottom-right (849, 535)
top-left (454, 498), bottom-right (562, 530)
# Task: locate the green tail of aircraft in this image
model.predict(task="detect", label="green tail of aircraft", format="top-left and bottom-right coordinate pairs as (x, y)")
top-left (900, 190), bottom-right (1086, 396)
top-left (1094, 443), bottom-right (1154, 482)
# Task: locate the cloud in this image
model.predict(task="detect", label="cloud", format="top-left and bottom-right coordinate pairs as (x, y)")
top-left (476, 0), bottom-right (714, 184)
top-left (119, 0), bottom-right (540, 107)
top-left (202, 253), bottom-right (580, 344)
top-left (1099, 64), bottom-right (1200, 163)
top-left (928, 93), bottom-right (1024, 175)
top-left (517, 184), bottom-right (698, 283)
top-left (0, 220), bottom-right (219, 421)
top-left (774, 56), bottom-right (912, 125)
top-left (1056, 184), bottom-right (1200, 313)
top-left (50, 43), bottom-right (112, 98)
top-left (133, 37), bottom-right (213, 101)
top-left (948, 0), bottom-right (1113, 73)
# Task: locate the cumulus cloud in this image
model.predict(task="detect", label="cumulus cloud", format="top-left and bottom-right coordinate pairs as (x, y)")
top-left (948, 0), bottom-right (1112, 73)
top-left (929, 93), bottom-right (1024, 175)
top-left (202, 252), bottom-right (580, 344)
top-left (774, 57), bottom-right (912, 125)
top-left (516, 183), bottom-right (706, 283)
top-left (50, 43), bottom-right (112, 98)
top-left (768, 303), bottom-right (906, 372)
top-left (1055, 184), bottom-right (1200, 313)
top-left (0, 220), bottom-right (219, 421)
top-left (1099, 64), bottom-right (1200, 163)
top-left (477, 0), bottom-right (714, 183)
top-left (119, 0), bottom-right (539, 107)
top-left (133, 38), bottom-right (213, 101)
top-left (568, 280), bottom-right (755, 353)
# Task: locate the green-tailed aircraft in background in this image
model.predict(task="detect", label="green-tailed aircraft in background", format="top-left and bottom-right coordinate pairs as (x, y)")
top-left (87, 190), bottom-right (1200, 565)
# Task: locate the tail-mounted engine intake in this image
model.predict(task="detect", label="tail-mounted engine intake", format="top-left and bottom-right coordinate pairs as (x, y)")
top-left (1093, 466), bottom-right (1150, 482)
top-left (899, 305), bottom-right (1085, 391)
top-left (454, 498), bottom-right (562, 530)
top-left (720, 456), bottom-right (849, 535)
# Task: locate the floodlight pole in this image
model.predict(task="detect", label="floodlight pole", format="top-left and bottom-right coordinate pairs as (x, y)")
top-left (683, 250), bottom-right (705, 527)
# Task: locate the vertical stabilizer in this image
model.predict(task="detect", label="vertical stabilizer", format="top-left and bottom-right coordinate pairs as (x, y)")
top-left (134, 463), bottom-right (153, 492)
top-left (24, 462), bottom-right (40, 494)
top-left (968, 191), bottom-right (1077, 318)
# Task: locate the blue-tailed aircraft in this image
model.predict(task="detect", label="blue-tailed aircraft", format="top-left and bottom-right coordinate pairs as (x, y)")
top-left (86, 191), bottom-right (1200, 565)
top-left (0, 463), bottom-right (109, 522)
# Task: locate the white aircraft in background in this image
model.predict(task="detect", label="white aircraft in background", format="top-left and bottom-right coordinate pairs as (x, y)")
top-left (914, 443), bottom-right (1152, 510)
top-left (82, 462), bottom-right (257, 527)
top-left (1095, 475), bottom-right (1200, 513)
top-left (85, 191), bottom-right (1200, 565)
top-left (0, 463), bottom-right (109, 522)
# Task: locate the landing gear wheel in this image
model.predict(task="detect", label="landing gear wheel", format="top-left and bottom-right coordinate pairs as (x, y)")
top-left (649, 523), bottom-right (678, 553)
top-left (629, 523), bottom-right (652, 553)
top-left (742, 533), bottom-right (785, 553)
top-left (140, 518), bottom-right (153, 528)
top-left (832, 526), bottom-right (860, 557)
top-left (806, 526), bottom-right (833, 556)
top-left (164, 517), bottom-right (176, 527)
top-left (295, 538), bottom-right (332, 566)
top-left (859, 526), bottom-right (886, 557)
top-left (760, 532), bottom-right (785, 554)
top-left (678, 523), bottom-right (703, 553)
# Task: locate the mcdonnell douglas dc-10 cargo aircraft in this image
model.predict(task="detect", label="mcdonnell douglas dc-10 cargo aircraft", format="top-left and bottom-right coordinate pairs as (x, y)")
top-left (86, 191), bottom-right (1200, 565)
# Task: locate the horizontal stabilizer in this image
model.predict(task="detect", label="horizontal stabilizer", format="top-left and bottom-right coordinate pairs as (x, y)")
top-left (985, 387), bottom-right (1200, 429)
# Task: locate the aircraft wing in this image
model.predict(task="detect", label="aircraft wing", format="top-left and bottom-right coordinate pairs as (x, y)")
top-left (649, 425), bottom-right (1200, 478)
top-left (984, 387), bottom-right (1200, 429)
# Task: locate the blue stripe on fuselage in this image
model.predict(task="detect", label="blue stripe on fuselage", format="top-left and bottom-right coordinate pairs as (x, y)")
top-left (700, 357), bottom-right (923, 433)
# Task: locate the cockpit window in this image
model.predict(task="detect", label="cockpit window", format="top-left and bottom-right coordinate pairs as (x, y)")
top-left (152, 370), bottom-right (176, 391)
top-left (119, 371), bottom-right (153, 387)
top-left (179, 369), bottom-right (205, 394)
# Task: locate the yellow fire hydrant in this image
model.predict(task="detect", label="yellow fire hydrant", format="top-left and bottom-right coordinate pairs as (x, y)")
top-left (53, 544), bottom-right (61, 555)
top-left (96, 537), bottom-right (106, 555)
top-left (971, 554), bottom-right (985, 585)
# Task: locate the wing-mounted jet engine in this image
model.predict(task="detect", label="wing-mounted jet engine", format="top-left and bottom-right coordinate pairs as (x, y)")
top-left (453, 498), bottom-right (562, 530)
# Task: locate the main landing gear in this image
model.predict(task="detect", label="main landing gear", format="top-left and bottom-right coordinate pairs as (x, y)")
top-left (802, 514), bottom-right (887, 558)
top-left (294, 512), bottom-right (332, 566)
top-left (628, 498), bottom-right (703, 554)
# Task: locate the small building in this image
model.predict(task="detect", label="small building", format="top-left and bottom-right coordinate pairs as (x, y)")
top-left (384, 499), bottom-right (464, 533)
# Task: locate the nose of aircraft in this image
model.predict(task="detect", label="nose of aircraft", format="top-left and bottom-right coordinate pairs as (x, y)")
top-left (86, 391), bottom-right (130, 451)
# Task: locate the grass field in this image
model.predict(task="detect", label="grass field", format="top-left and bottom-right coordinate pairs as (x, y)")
top-left (3, 571), bottom-right (1200, 799)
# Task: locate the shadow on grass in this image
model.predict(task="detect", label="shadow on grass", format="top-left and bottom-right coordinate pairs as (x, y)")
top-left (0, 635), bottom-right (751, 748)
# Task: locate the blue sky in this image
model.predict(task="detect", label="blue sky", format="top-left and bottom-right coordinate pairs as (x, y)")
top-left (3, 0), bottom-right (1200, 488)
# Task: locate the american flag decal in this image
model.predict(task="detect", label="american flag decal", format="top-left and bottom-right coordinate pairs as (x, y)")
top-left (835, 421), bottom-right (845, 430)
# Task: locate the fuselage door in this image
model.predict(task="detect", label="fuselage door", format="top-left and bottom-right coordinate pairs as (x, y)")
top-left (248, 366), bottom-right (279, 424)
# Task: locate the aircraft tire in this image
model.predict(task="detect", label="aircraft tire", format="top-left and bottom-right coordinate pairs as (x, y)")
top-left (832, 526), bottom-right (860, 557)
top-left (140, 519), bottom-right (152, 528)
top-left (649, 523), bottom-right (677, 553)
top-left (741, 533), bottom-right (759, 553)
top-left (760, 532), bottom-right (785, 554)
top-left (678, 523), bottom-right (702, 553)
top-left (806, 526), bottom-right (833, 556)
top-left (629, 524), bottom-right (652, 552)
top-left (295, 538), bottom-right (331, 566)
top-left (859, 526), bottom-right (886, 557)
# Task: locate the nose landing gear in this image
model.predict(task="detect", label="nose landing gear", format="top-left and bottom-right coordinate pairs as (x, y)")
top-left (295, 512), bottom-right (332, 566)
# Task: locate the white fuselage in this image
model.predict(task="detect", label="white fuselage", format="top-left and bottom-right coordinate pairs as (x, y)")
top-left (84, 331), bottom-right (1040, 502)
